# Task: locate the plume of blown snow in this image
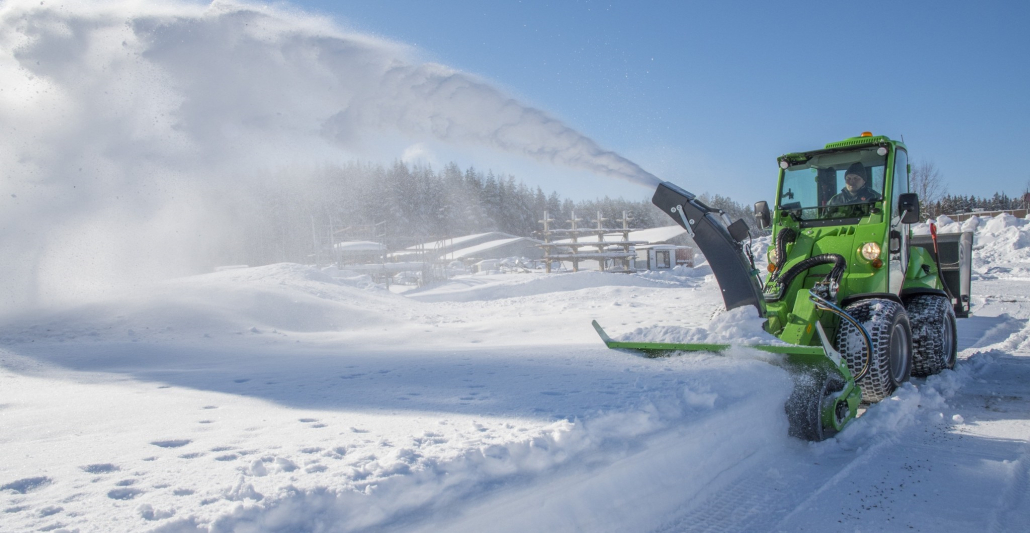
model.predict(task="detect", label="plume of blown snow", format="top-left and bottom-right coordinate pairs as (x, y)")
top-left (0, 0), bottom-right (659, 311)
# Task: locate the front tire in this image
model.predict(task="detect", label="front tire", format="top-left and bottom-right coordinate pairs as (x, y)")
top-left (785, 370), bottom-right (845, 441)
top-left (835, 298), bottom-right (913, 403)
top-left (905, 294), bottom-right (958, 376)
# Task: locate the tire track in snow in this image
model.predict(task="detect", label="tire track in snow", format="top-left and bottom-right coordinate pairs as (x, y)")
top-left (766, 439), bottom-right (892, 531)
top-left (987, 444), bottom-right (1030, 533)
top-left (650, 437), bottom-right (890, 533)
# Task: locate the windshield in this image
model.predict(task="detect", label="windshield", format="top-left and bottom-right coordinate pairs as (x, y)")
top-left (778, 147), bottom-right (887, 221)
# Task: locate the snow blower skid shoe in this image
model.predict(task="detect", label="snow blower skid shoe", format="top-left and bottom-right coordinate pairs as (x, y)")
top-left (592, 318), bottom-right (861, 441)
top-left (588, 176), bottom-right (901, 440)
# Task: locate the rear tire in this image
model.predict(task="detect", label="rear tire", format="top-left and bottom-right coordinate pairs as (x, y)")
top-left (905, 294), bottom-right (958, 376)
top-left (835, 298), bottom-right (913, 403)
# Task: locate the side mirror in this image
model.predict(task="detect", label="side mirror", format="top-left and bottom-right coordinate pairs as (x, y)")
top-left (898, 193), bottom-right (920, 224)
top-left (754, 200), bottom-right (771, 229)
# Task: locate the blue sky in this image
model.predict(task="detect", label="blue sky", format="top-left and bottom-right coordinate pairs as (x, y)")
top-left (289, 0), bottom-right (1028, 203)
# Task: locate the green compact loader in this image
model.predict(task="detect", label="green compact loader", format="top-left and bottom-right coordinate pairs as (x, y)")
top-left (593, 133), bottom-right (971, 440)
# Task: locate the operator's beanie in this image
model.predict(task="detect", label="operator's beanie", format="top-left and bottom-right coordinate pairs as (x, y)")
top-left (845, 162), bottom-right (866, 180)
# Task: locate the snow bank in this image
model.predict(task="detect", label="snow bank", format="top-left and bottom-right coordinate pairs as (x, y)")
top-left (834, 349), bottom-right (997, 447)
top-left (912, 213), bottom-right (1030, 277)
top-left (407, 267), bottom-right (709, 303)
top-left (149, 358), bottom-right (792, 533)
top-left (619, 306), bottom-right (783, 346)
top-left (0, 264), bottom-right (411, 345)
top-left (912, 214), bottom-right (981, 235)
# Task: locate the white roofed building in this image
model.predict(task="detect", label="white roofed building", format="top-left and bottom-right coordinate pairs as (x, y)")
top-left (334, 240), bottom-right (386, 265)
top-left (449, 236), bottom-right (544, 262)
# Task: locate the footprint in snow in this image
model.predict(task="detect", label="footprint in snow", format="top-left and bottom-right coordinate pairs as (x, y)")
top-left (323, 447), bottom-right (347, 459)
top-left (214, 454), bottom-right (238, 462)
top-left (173, 488), bottom-right (194, 496)
top-left (179, 452), bottom-right (204, 459)
top-left (38, 505), bottom-right (62, 517)
top-left (80, 464), bottom-right (119, 474)
top-left (299, 447), bottom-right (322, 454)
top-left (298, 418), bottom-right (318, 423)
top-left (114, 479), bottom-right (137, 487)
top-left (152, 439), bottom-right (191, 448)
top-left (1, 476), bottom-right (52, 494)
top-left (107, 487), bottom-right (143, 500)
top-left (202, 405), bottom-right (218, 410)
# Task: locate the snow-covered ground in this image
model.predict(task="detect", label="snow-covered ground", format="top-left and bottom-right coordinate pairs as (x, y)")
top-left (3, 214), bottom-right (1030, 532)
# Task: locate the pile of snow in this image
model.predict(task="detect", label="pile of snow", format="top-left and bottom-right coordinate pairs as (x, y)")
top-left (618, 306), bottom-right (785, 346)
top-left (407, 267), bottom-right (708, 303)
top-left (912, 213), bottom-right (1030, 278)
top-left (911, 214), bottom-right (981, 236)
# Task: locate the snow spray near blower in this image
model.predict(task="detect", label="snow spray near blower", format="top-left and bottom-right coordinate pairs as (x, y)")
top-left (594, 132), bottom-right (973, 440)
top-left (0, 0), bottom-right (660, 310)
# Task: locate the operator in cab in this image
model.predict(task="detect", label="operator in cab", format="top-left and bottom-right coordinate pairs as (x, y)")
top-left (828, 162), bottom-right (882, 205)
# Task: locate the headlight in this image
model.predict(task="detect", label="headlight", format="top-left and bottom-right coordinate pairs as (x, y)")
top-left (768, 248), bottom-right (780, 265)
top-left (860, 242), bottom-right (881, 261)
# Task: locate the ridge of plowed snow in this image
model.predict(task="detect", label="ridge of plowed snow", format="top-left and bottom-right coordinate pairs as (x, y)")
top-left (406, 265), bottom-right (713, 303)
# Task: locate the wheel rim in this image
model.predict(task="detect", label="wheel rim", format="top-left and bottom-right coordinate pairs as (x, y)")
top-left (890, 322), bottom-right (910, 382)
top-left (943, 316), bottom-right (957, 367)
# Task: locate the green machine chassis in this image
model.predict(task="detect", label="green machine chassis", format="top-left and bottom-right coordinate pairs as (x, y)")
top-left (594, 134), bottom-right (950, 441)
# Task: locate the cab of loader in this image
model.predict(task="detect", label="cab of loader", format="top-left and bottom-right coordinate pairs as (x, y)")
top-left (757, 133), bottom-right (921, 312)
top-left (754, 132), bottom-right (966, 404)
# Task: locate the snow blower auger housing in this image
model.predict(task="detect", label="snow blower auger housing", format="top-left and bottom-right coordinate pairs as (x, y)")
top-left (593, 133), bottom-right (970, 441)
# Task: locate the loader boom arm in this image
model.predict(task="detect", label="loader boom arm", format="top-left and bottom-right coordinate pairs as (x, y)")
top-left (652, 181), bottom-right (766, 315)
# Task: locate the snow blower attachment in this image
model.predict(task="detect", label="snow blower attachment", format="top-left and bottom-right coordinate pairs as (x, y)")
top-left (593, 133), bottom-right (973, 440)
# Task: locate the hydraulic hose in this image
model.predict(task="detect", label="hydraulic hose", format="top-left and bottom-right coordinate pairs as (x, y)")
top-left (766, 253), bottom-right (847, 301)
top-left (809, 293), bottom-right (874, 381)
top-left (768, 227), bottom-right (797, 284)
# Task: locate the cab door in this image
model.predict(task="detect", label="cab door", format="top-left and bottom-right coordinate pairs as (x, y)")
top-left (888, 148), bottom-right (910, 294)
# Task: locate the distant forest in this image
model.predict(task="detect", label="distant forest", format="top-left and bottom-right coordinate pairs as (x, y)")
top-left (924, 192), bottom-right (1029, 219)
top-left (217, 161), bottom-right (1028, 267)
top-left (222, 161), bottom-right (761, 266)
